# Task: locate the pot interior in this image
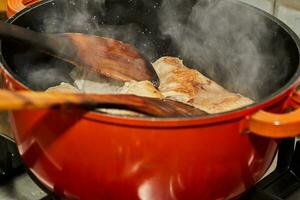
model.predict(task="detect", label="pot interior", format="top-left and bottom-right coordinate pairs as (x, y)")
top-left (1, 0), bottom-right (300, 101)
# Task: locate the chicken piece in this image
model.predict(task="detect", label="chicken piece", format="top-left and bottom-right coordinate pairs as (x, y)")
top-left (71, 68), bottom-right (123, 94)
top-left (71, 68), bottom-right (163, 99)
top-left (48, 68), bottom-right (163, 116)
top-left (120, 80), bottom-right (163, 99)
top-left (46, 82), bottom-right (80, 93)
top-left (97, 80), bottom-right (163, 116)
top-left (152, 56), bottom-right (254, 114)
top-left (78, 80), bottom-right (162, 116)
top-left (74, 79), bottom-right (122, 94)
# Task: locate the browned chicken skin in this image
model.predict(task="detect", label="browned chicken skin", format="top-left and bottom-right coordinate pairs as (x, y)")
top-left (47, 56), bottom-right (253, 115)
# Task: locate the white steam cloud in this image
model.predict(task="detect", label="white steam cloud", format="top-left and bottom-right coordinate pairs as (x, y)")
top-left (27, 0), bottom-right (289, 99)
top-left (158, 0), bottom-right (289, 99)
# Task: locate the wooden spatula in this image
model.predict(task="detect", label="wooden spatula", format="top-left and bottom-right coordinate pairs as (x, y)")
top-left (0, 90), bottom-right (206, 117)
top-left (0, 21), bottom-right (160, 87)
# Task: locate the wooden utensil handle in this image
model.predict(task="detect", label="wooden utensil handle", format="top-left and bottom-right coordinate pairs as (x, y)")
top-left (0, 89), bottom-right (206, 117)
top-left (0, 90), bottom-right (148, 110)
top-left (0, 89), bottom-right (80, 110)
top-left (0, 21), bottom-right (70, 57)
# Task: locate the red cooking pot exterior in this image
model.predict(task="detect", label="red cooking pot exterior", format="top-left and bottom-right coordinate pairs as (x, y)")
top-left (1, 69), bottom-right (299, 200)
top-left (7, 0), bottom-right (40, 17)
top-left (1, 1), bottom-right (300, 198)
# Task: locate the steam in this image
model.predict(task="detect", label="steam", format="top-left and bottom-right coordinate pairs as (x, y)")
top-left (38, 0), bottom-right (158, 92)
top-left (158, 0), bottom-right (289, 99)
top-left (27, 67), bottom-right (69, 89)
top-left (22, 0), bottom-right (290, 100)
top-left (41, 0), bottom-right (157, 58)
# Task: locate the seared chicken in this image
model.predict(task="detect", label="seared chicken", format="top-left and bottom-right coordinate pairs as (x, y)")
top-left (120, 81), bottom-right (163, 99)
top-left (46, 82), bottom-right (80, 93)
top-left (70, 68), bottom-right (162, 98)
top-left (46, 71), bottom-right (162, 116)
top-left (46, 56), bottom-right (253, 115)
top-left (153, 57), bottom-right (254, 114)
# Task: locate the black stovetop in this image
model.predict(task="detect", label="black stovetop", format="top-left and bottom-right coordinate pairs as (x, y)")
top-left (0, 134), bottom-right (299, 200)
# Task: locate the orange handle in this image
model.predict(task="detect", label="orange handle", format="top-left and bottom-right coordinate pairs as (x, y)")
top-left (249, 91), bottom-right (300, 138)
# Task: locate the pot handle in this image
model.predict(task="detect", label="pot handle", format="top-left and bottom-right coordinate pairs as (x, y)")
top-left (248, 90), bottom-right (300, 138)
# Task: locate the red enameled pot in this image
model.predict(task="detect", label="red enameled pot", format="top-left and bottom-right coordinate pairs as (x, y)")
top-left (1, 0), bottom-right (300, 199)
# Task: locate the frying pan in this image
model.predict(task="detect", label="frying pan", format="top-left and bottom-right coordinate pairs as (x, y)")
top-left (0, 0), bottom-right (300, 199)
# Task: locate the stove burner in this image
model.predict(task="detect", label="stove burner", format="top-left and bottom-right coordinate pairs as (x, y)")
top-left (0, 134), bottom-right (24, 183)
top-left (243, 139), bottom-right (300, 200)
top-left (0, 134), bottom-right (299, 200)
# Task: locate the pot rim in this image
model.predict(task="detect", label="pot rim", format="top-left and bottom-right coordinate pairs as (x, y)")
top-left (1, 0), bottom-right (300, 127)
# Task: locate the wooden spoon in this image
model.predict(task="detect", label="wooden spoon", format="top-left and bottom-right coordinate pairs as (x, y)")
top-left (0, 90), bottom-right (206, 117)
top-left (0, 21), bottom-right (160, 87)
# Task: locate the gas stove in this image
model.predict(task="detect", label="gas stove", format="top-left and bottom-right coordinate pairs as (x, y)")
top-left (0, 134), bottom-right (299, 200)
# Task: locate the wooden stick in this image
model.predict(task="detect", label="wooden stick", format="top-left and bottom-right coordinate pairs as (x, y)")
top-left (0, 90), bottom-right (206, 117)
